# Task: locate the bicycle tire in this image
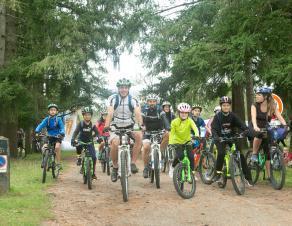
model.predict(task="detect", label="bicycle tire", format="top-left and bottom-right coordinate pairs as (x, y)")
top-left (87, 159), bottom-right (92, 190)
top-left (154, 149), bottom-right (160, 189)
top-left (106, 148), bottom-right (111, 176)
top-left (218, 165), bottom-right (227, 189)
top-left (270, 147), bottom-right (286, 190)
top-left (42, 150), bottom-right (49, 183)
top-left (120, 150), bottom-right (129, 202)
top-left (245, 150), bottom-right (260, 185)
top-left (173, 163), bottom-right (196, 199)
top-left (162, 149), bottom-right (168, 173)
top-left (198, 151), bottom-right (216, 185)
top-left (230, 154), bottom-right (245, 195)
top-left (83, 159), bottom-right (87, 184)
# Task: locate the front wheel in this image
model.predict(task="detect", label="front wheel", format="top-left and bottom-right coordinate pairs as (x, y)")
top-left (87, 158), bottom-right (92, 190)
top-left (42, 150), bottom-right (49, 183)
top-left (270, 147), bottom-right (286, 190)
top-left (173, 163), bottom-right (196, 199)
top-left (154, 149), bottom-right (160, 189)
top-left (230, 154), bottom-right (245, 195)
top-left (120, 151), bottom-right (129, 202)
top-left (198, 151), bottom-right (216, 185)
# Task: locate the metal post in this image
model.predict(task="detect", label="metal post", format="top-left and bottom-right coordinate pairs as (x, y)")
top-left (0, 136), bottom-right (10, 194)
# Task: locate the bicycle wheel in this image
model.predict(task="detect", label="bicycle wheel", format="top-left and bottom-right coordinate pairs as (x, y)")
top-left (120, 150), bottom-right (129, 202)
top-left (42, 150), bottom-right (49, 183)
top-left (173, 163), bottom-right (196, 199)
top-left (154, 149), bottom-right (160, 189)
top-left (52, 154), bottom-right (60, 179)
top-left (218, 165), bottom-right (227, 189)
top-left (83, 159), bottom-right (87, 184)
top-left (270, 147), bottom-right (286, 190)
top-left (245, 150), bottom-right (260, 185)
top-left (230, 154), bottom-right (245, 195)
top-left (198, 151), bottom-right (216, 185)
top-left (162, 148), bottom-right (168, 173)
top-left (106, 148), bottom-right (111, 176)
top-left (87, 159), bottom-right (92, 190)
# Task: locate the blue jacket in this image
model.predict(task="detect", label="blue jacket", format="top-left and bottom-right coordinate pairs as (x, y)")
top-left (35, 116), bottom-right (65, 137)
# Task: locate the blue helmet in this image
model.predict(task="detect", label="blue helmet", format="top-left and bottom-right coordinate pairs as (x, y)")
top-left (256, 86), bottom-right (273, 95)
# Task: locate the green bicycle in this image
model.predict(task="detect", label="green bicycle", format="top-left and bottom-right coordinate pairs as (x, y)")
top-left (216, 134), bottom-right (246, 195)
top-left (172, 142), bottom-right (196, 199)
top-left (78, 141), bottom-right (94, 190)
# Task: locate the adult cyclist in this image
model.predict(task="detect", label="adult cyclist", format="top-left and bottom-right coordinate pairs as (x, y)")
top-left (104, 78), bottom-right (143, 182)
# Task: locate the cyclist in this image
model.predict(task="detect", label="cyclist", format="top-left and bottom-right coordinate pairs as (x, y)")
top-left (71, 107), bottom-right (99, 180)
top-left (169, 103), bottom-right (199, 177)
top-left (191, 105), bottom-right (206, 137)
top-left (17, 128), bottom-right (25, 151)
top-left (250, 87), bottom-right (287, 179)
top-left (160, 101), bottom-right (175, 151)
top-left (141, 94), bottom-right (165, 178)
top-left (104, 78), bottom-right (143, 182)
top-left (35, 103), bottom-right (65, 170)
top-left (211, 96), bottom-right (252, 186)
top-left (95, 107), bottom-right (110, 161)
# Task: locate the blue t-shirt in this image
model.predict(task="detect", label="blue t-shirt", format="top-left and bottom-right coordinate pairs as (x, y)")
top-left (35, 116), bottom-right (65, 137)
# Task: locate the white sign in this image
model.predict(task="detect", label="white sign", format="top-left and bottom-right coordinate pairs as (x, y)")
top-left (0, 155), bottom-right (7, 173)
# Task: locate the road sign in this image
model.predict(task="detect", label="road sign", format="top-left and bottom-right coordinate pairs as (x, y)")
top-left (0, 155), bottom-right (7, 173)
top-left (272, 93), bottom-right (284, 114)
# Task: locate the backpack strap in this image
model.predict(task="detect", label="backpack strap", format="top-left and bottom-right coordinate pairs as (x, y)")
top-left (113, 94), bottom-right (134, 113)
top-left (114, 94), bottom-right (119, 111)
top-left (47, 116), bottom-right (59, 129)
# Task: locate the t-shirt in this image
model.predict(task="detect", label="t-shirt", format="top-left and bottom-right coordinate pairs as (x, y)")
top-left (169, 117), bottom-right (199, 144)
top-left (142, 106), bottom-right (163, 131)
top-left (72, 121), bottom-right (99, 143)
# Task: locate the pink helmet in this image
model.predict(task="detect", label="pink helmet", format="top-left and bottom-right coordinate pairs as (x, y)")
top-left (177, 103), bottom-right (191, 113)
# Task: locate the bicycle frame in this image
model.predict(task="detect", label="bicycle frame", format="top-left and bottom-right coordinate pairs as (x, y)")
top-left (148, 131), bottom-right (164, 170)
top-left (181, 148), bottom-right (192, 182)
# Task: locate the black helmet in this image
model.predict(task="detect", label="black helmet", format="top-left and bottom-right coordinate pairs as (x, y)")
top-left (219, 96), bottom-right (232, 105)
top-left (82, 106), bottom-right (93, 115)
top-left (48, 103), bottom-right (58, 110)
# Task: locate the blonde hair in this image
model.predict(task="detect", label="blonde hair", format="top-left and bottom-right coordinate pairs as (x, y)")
top-left (266, 95), bottom-right (276, 117)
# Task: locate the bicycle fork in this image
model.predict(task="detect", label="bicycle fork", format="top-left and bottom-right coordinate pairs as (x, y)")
top-left (118, 145), bottom-right (132, 177)
top-left (150, 143), bottom-right (162, 170)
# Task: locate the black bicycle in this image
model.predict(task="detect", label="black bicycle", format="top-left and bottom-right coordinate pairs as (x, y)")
top-left (41, 136), bottom-right (60, 183)
top-left (100, 136), bottom-right (111, 176)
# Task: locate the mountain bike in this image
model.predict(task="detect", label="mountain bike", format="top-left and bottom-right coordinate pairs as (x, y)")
top-left (77, 141), bottom-right (95, 190)
top-left (216, 134), bottom-right (246, 195)
top-left (162, 144), bottom-right (174, 174)
top-left (111, 127), bottom-right (133, 202)
top-left (100, 136), bottom-right (111, 176)
top-left (41, 136), bottom-right (60, 183)
top-left (172, 142), bottom-right (196, 199)
top-left (197, 137), bottom-right (216, 185)
top-left (246, 125), bottom-right (287, 190)
top-left (147, 130), bottom-right (164, 189)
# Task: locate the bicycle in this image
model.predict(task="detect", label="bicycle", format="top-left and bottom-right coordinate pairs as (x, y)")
top-left (215, 134), bottom-right (246, 195)
top-left (110, 127), bottom-right (133, 202)
top-left (76, 141), bottom-right (95, 190)
top-left (172, 142), bottom-right (196, 199)
top-left (17, 141), bottom-right (26, 159)
top-left (246, 124), bottom-right (287, 190)
top-left (146, 130), bottom-right (164, 189)
top-left (197, 137), bottom-right (216, 185)
top-left (162, 144), bottom-right (174, 174)
top-left (100, 136), bottom-right (111, 176)
top-left (41, 136), bottom-right (60, 183)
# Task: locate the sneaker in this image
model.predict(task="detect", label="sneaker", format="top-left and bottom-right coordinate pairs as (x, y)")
top-left (92, 174), bottom-right (97, 180)
top-left (76, 156), bottom-right (82, 166)
top-left (244, 178), bottom-right (253, 187)
top-left (251, 154), bottom-right (258, 163)
top-left (111, 168), bottom-right (118, 182)
top-left (131, 163), bottom-right (139, 174)
top-left (169, 165), bottom-right (174, 178)
top-left (143, 167), bottom-right (149, 178)
top-left (212, 174), bottom-right (221, 183)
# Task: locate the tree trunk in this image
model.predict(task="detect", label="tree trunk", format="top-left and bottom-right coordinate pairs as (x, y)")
top-left (245, 57), bottom-right (254, 122)
top-left (232, 81), bottom-right (248, 149)
top-left (0, 4), bottom-right (6, 66)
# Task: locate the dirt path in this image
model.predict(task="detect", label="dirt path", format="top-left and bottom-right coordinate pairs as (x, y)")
top-left (42, 159), bottom-right (292, 226)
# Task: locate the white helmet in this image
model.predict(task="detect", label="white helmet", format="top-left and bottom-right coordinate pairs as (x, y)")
top-left (162, 101), bottom-right (171, 107)
top-left (146, 93), bottom-right (159, 102)
top-left (213, 106), bottom-right (221, 113)
top-left (177, 103), bottom-right (191, 113)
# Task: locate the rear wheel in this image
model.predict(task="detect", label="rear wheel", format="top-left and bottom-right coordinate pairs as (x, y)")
top-left (42, 150), bottom-right (49, 183)
top-left (230, 154), bottom-right (245, 195)
top-left (198, 151), bottom-right (216, 185)
top-left (120, 151), bottom-right (129, 202)
top-left (162, 148), bottom-right (168, 173)
top-left (173, 163), bottom-right (196, 199)
top-left (245, 150), bottom-right (260, 185)
top-left (270, 147), bottom-right (286, 190)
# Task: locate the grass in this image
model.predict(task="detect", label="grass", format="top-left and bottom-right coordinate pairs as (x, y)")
top-left (0, 151), bottom-right (74, 226)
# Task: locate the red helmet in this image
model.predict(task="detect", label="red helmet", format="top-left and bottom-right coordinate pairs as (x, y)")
top-left (219, 96), bottom-right (232, 105)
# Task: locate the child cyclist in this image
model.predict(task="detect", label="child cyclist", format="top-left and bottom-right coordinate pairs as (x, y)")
top-left (71, 107), bottom-right (100, 179)
top-left (169, 103), bottom-right (199, 177)
top-left (35, 103), bottom-right (65, 170)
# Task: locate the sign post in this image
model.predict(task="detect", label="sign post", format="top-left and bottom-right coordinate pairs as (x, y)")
top-left (0, 136), bottom-right (10, 194)
top-left (272, 93), bottom-right (284, 114)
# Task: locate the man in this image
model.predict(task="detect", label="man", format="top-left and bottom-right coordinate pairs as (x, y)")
top-left (104, 78), bottom-right (143, 182)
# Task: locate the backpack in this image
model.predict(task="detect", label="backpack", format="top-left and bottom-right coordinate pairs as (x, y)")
top-left (113, 94), bottom-right (135, 113)
top-left (47, 116), bottom-right (59, 130)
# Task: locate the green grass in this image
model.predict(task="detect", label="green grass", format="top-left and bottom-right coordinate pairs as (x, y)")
top-left (285, 167), bottom-right (292, 187)
top-left (0, 151), bottom-right (74, 226)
